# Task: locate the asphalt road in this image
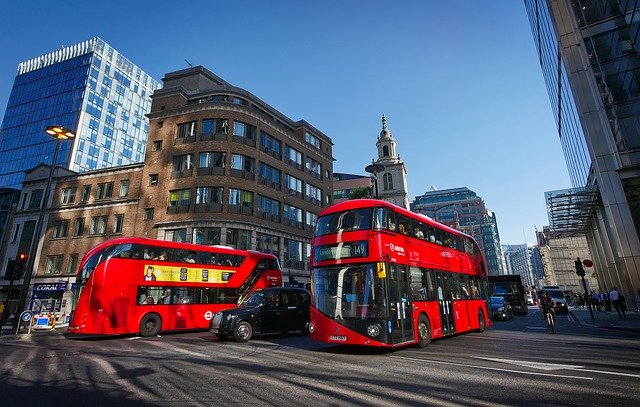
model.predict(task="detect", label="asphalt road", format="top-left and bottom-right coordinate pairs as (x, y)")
top-left (1, 307), bottom-right (638, 406)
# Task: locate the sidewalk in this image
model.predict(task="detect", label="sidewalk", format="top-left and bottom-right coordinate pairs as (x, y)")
top-left (571, 307), bottom-right (640, 333)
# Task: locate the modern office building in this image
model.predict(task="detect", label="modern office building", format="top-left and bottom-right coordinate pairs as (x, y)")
top-left (411, 187), bottom-right (505, 275)
top-left (0, 37), bottom-right (160, 189)
top-left (0, 66), bottom-right (333, 323)
top-left (526, 1), bottom-right (640, 303)
top-left (536, 226), bottom-right (599, 294)
top-left (502, 244), bottom-right (538, 289)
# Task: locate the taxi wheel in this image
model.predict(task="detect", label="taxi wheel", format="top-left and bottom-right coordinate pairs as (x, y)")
top-left (233, 321), bottom-right (253, 342)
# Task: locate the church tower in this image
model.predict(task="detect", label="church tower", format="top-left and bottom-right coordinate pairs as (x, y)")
top-left (372, 115), bottom-right (409, 209)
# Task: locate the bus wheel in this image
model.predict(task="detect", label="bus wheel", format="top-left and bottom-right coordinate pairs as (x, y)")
top-left (477, 311), bottom-right (486, 333)
top-left (140, 313), bottom-right (162, 337)
top-left (417, 315), bottom-right (431, 348)
top-left (233, 321), bottom-right (253, 342)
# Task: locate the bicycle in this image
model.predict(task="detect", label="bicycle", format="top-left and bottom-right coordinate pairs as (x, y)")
top-left (544, 309), bottom-right (555, 334)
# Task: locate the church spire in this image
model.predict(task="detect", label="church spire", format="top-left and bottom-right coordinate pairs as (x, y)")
top-left (379, 114), bottom-right (393, 140)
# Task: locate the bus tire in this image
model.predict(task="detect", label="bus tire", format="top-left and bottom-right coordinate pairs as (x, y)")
top-left (233, 321), bottom-right (253, 342)
top-left (477, 310), bottom-right (486, 333)
top-left (417, 314), bottom-right (431, 348)
top-left (140, 313), bottom-right (162, 337)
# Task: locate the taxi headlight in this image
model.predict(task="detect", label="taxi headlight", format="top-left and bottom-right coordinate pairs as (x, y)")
top-left (308, 322), bottom-right (315, 334)
top-left (367, 324), bottom-right (381, 337)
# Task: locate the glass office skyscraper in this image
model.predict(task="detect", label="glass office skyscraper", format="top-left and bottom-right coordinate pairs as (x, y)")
top-left (0, 37), bottom-right (160, 189)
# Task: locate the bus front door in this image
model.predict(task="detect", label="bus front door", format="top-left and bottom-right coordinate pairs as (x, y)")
top-left (388, 264), bottom-right (413, 345)
top-left (436, 272), bottom-right (455, 335)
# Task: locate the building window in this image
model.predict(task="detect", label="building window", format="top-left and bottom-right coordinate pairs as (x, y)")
top-left (80, 185), bottom-right (91, 202)
top-left (196, 187), bottom-right (223, 204)
top-left (177, 121), bottom-right (197, 138)
top-left (202, 118), bottom-right (228, 134)
top-left (233, 121), bottom-right (256, 140)
top-left (119, 180), bottom-right (130, 197)
top-left (305, 183), bottom-right (322, 202)
top-left (73, 218), bottom-right (84, 237)
top-left (173, 154), bottom-right (194, 171)
top-left (52, 220), bottom-right (69, 238)
top-left (67, 254), bottom-right (79, 275)
top-left (113, 214), bottom-right (124, 233)
top-left (149, 174), bottom-right (159, 186)
top-left (256, 195), bottom-right (281, 217)
top-left (260, 131), bottom-right (281, 156)
top-left (306, 212), bottom-right (318, 228)
top-left (258, 162), bottom-right (281, 187)
top-left (193, 227), bottom-right (221, 245)
top-left (226, 228), bottom-right (251, 250)
top-left (284, 239), bottom-right (303, 262)
top-left (60, 187), bottom-right (76, 204)
top-left (231, 154), bottom-right (255, 173)
top-left (28, 189), bottom-right (44, 209)
top-left (199, 151), bottom-right (225, 169)
top-left (383, 173), bottom-right (394, 190)
top-left (169, 189), bottom-right (191, 207)
top-left (96, 182), bottom-right (114, 200)
top-left (143, 208), bottom-right (154, 220)
top-left (90, 216), bottom-right (108, 235)
top-left (305, 131), bottom-right (321, 149)
top-left (256, 232), bottom-right (279, 256)
top-left (284, 204), bottom-right (303, 223)
top-left (45, 255), bottom-right (63, 275)
top-left (166, 228), bottom-right (187, 242)
top-left (305, 157), bottom-right (322, 178)
top-left (152, 140), bottom-right (162, 151)
top-left (11, 224), bottom-right (20, 243)
top-left (284, 145), bottom-right (302, 167)
top-left (284, 174), bottom-right (303, 194)
top-left (229, 189), bottom-right (253, 207)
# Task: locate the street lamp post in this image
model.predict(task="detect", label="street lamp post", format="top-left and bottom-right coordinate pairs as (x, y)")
top-left (11, 125), bottom-right (75, 332)
top-left (365, 161), bottom-right (385, 199)
top-left (428, 203), bottom-right (457, 222)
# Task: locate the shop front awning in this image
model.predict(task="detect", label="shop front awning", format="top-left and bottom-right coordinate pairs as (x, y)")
top-left (545, 187), bottom-right (600, 232)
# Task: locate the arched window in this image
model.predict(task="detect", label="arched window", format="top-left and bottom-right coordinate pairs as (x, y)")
top-left (383, 173), bottom-right (394, 190)
top-left (383, 145), bottom-right (390, 157)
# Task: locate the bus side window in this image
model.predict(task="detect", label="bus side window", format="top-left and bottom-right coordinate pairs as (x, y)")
top-left (373, 207), bottom-right (386, 229)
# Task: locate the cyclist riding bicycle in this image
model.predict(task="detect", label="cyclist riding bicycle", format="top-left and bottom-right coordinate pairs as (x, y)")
top-left (539, 291), bottom-right (556, 320)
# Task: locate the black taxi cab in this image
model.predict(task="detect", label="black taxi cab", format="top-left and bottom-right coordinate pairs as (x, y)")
top-left (209, 287), bottom-right (310, 341)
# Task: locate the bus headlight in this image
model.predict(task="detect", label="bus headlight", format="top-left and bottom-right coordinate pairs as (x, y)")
top-left (366, 324), bottom-right (381, 338)
top-left (308, 322), bottom-right (315, 334)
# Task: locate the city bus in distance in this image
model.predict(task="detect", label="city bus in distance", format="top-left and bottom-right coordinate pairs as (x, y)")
top-left (67, 237), bottom-right (282, 337)
top-left (309, 199), bottom-right (491, 348)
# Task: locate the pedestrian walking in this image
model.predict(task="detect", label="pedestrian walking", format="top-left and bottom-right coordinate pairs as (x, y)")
top-left (610, 287), bottom-right (627, 319)
top-left (591, 291), bottom-right (601, 311)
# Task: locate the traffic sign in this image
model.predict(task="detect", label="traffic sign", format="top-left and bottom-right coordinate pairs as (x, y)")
top-left (583, 259), bottom-right (593, 267)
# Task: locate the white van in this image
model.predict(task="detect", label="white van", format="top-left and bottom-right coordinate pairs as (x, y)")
top-left (539, 286), bottom-right (569, 313)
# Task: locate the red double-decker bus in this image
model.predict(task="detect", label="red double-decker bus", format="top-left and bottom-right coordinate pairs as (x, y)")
top-left (309, 199), bottom-right (490, 347)
top-left (67, 237), bottom-right (282, 337)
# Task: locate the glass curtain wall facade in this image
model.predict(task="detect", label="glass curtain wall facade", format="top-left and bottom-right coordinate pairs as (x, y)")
top-left (0, 37), bottom-right (160, 189)
top-left (525, 1), bottom-right (640, 303)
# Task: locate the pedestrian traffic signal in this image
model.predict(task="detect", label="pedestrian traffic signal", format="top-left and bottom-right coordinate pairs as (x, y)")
top-left (575, 257), bottom-right (585, 277)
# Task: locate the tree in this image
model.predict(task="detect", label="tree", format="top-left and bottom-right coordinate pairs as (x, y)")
top-left (348, 187), bottom-right (372, 199)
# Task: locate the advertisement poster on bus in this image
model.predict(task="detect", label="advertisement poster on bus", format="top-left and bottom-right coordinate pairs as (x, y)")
top-left (144, 265), bottom-right (235, 284)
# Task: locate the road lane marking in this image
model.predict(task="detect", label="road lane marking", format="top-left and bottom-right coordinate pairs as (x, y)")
top-left (390, 356), bottom-right (592, 380)
top-left (475, 357), bottom-right (640, 379)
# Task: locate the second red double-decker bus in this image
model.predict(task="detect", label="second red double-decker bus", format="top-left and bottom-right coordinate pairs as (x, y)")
top-left (309, 199), bottom-right (490, 347)
top-left (67, 237), bottom-right (281, 337)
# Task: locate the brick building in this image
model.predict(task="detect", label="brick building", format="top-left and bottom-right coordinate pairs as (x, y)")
top-left (0, 66), bottom-right (333, 322)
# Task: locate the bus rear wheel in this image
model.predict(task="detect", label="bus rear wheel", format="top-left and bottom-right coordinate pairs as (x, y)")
top-left (477, 311), bottom-right (486, 333)
top-left (140, 313), bottom-right (162, 337)
top-left (417, 315), bottom-right (431, 348)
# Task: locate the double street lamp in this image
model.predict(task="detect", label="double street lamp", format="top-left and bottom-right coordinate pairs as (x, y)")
top-left (427, 203), bottom-right (457, 223)
top-left (12, 125), bottom-right (76, 332)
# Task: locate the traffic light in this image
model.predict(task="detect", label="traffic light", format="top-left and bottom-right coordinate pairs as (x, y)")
top-left (13, 253), bottom-right (29, 280)
top-left (574, 257), bottom-right (585, 277)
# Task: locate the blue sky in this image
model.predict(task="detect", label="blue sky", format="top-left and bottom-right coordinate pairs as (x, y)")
top-left (0, 1), bottom-right (571, 245)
